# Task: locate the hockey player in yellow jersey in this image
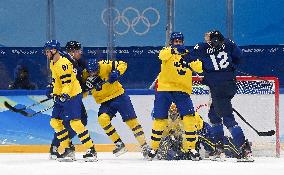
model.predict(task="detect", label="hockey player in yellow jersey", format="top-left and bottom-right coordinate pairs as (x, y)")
top-left (85, 59), bottom-right (149, 158)
top-left (148, 32), bottom-right (203, 160)
top-left (44, 40), bottom-right (97, 162)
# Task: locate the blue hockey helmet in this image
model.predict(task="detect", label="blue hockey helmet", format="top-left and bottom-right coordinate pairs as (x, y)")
top-left (209, 30), bottom-right (224, 49)
top-left (44, 40), bottom-right (61, 51)
top-left (170, 32), bottom-right (184, 45)
top-left (86, 59), bottom-right (99, 73)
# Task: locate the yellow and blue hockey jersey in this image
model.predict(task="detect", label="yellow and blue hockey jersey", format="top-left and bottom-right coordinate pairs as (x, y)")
top-left (157, 47), bottom-right (203, 94)
top-left (90, 60), bottom-right (127, 104)
top-left (50, 55), bottom-right (82, 97)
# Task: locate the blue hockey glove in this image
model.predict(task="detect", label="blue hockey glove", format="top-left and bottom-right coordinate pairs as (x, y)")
top-left (46, 84), bottom-right (53, 99)
top-left (54, 94), bottom-right (70, 103)
top-left (172, 45), bottom-right (186, 55)
top-left (94, 82), bottom-right (103, 91)
top-left (59, 93), bottom-right (70, 103)
top-left (108, 70), bottom-right (120, 84)
top-left (85, 76), bottom-right (104, 91)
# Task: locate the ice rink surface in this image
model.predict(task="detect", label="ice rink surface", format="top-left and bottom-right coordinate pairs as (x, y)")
top-left (0, 152), bottom-right (284, 175)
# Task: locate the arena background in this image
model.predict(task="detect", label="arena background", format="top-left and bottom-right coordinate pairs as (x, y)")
top-left (0, 0), bottom-right (283, 154)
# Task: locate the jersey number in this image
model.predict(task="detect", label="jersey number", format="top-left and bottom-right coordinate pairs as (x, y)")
top-left (62, 64), bottom-right (68, 71)
top-left (209, 51), bottom-right (229, 70)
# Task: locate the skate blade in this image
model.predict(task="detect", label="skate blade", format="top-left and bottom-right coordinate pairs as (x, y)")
top-left (237, 158), bottom-right (254, 162)
top-left (209, 156), bottom-right (226, 162)
top-left (84, 157), bottom-right (98, 162)
top-left (209, 153), bottom-right (226, 162)
top-left (191, 157), bottom-right (201, 161)
top-left (49, 155), bottom-right (58, 160)
top-left (114, 148), bottom-right (128, 157)
top-left (57, 157), bottom-right (75, 162)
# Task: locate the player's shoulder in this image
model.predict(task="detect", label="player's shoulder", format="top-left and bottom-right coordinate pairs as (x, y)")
top-left (224, 38), bottom-right (237, 46)
top-left (193, 42), bottom-right (208, 50)
top-left (58, 56), bottom-right (73, 67)
top-left (99, 59), bottom-right (108, 65)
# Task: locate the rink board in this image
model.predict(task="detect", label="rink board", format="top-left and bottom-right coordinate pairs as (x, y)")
top-left (0, 91), bottom-right (280, 156)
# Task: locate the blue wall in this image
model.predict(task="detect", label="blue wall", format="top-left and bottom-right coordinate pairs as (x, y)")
top-left (0, 0), bottom-right (284, 46)
top-left (0, 46), bottom-right (283, 89)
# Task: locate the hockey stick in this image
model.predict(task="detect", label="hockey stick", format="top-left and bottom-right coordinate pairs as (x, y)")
top-left (232, 108), bottom-right (275, 136)
top-left (21, 105), bottom-right (54, 117)
top-left (14, 59), bottom-right (120, 118)
top-left (190, 65), bottom-right (275, 137)
top-left (4, 98), bottom-right (51, 114)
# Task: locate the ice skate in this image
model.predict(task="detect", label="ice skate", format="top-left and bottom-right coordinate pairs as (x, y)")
top-left (83, 147), bottom-right (98, 162)
top-left (237, 140), bottom-right (254, 162)
top-left (49, 145), bottom-right (59, 160)
top-left (141, 144), bottom-right (150, 159)
top-left (113, 141), bottom-right (128, 157)
top-left (209, 142), bottom-right (226, 162)
top-left (57, 147), bottom-right (76, 162)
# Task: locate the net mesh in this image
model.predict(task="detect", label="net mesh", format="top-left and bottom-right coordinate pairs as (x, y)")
top-left (191, 76), bottom-right (279, 157)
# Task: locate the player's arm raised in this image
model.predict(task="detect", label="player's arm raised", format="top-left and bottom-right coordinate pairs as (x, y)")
top-left (158, 47), bottom-right (174, 61)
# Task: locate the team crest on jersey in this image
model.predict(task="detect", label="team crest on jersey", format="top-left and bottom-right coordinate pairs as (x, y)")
top-left (174, 57), bottom-right (190, 75)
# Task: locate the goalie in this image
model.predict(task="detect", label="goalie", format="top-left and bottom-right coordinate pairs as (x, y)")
top-left (156, 103), bottom-right (251, 161)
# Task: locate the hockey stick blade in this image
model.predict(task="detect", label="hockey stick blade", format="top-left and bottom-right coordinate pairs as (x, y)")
top-left (3, 98), bottom-right (51, 113)
top-left (257, 130), bottom-right (275, 136)
top-left (4, 101), bottom-right (22, 112)
top-left (4, 101), bottom-right (34, 117)
top-left (233, 108), bottom-right (275, 136)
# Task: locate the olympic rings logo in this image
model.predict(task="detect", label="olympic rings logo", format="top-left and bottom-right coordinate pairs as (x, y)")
top-left (101, 7), bottom-right (160, 36)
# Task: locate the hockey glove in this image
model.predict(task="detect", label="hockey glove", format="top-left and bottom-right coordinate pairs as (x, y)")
top-left (46, 84), bottom-right (54, 99)
top-left (85, 76), bottom-right (104, 91)
top-left (54, 94), bottom-right (70, 104)
top-left (108, 70), bottom-right (120, 84)
top-left (171, 45), bottom-right (186, 55)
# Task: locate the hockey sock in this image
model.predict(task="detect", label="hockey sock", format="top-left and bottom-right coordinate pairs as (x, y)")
top-left (70, 119), bottom-right (94, 149)
top-left (228, 125), bottom-right (245, 148)
top-left (151, 119), bottom-right (168, 150)
top-left (182, 114), bottom-right (198, 151)
top-left (125, 118), bottom-right (147, 146)
top-left (98, 113), bottom-right (121, 143)
top-left (50, 118), bottom-right (70, 149)
top-left (211, 123), bottom-right (224, 144)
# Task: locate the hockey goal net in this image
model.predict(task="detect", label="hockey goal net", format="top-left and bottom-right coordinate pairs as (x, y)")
top-left (191, 76), bottom-right (280, 157)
